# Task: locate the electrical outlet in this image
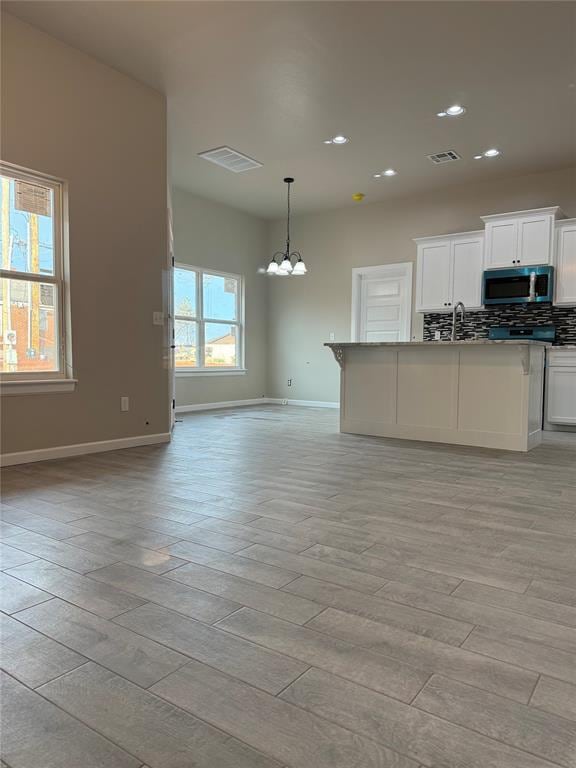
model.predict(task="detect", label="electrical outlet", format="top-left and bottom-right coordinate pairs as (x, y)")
top-left (287, 378), bottom-right (292, 387)
top-left (121, 396), bottom-right (130, 412)
top-left (329, 332), bottom-right (335, 341)
top-left (281, 399), bottom-right (288, 405)
top-left (434, 330), bottom-right (441, 341)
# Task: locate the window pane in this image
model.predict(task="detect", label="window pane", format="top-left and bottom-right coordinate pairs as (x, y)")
top-left (0, 174), bottom-right (55, 276)
top-left (0, 278), bottom-right (58, 373)
top-left (202, 273), bottom-right (237, 321)
top-left (174, 267), bottom-right (196, 318)
top-left (204, 323), bottom-right (238, 368)
top-left (174, 319), bottom-right (198, 368)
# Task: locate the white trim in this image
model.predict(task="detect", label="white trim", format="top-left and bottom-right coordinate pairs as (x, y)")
top-left (480, 206), bottom-right (562, 223)
top-left (1, 378), bottom-right (77, 395)
top-left (176, 398), bottom-right (270, 413)
top-left (351, 262), bottom-right (413, 342)
top-left (176, 368), bottom-right (247, 377)
top-left (176, 398), bottom-right (340, 413)
top-left (413, 229), bottom-right (483, 244)
top-left (268, 398), bottom-right (340, 409)
top-left (0, 432), bottom-right (171, 467)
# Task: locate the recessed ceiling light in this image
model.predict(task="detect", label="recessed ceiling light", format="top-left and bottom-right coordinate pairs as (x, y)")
top-left (383, 169), bottom-right (397, 176)
top-left (332, 135), bottom-right (349, 144)
top-left (437, 105), bottom-right (466, 117)
top-left (373, 173), bottom-right (382, 178)
top-left (483, 148), bottom-right (501, 157)
top-left (473, 155), bottom-right (483, 160)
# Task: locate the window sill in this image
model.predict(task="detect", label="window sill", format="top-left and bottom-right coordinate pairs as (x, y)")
top-left (0, 378), bottom-right (77, 395)
top-left (176, 369), bottom-right (247, 378)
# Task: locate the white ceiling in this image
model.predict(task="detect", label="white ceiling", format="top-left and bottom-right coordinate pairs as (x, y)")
top-left (5, 1), bottom-right (576, 217)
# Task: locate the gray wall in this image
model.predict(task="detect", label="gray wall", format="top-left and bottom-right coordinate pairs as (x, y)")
top-left (267, 166), bottom-right (576, 403)
top-left (173, 188), bottom-right (268, 407)
top-left (1, 14), bottom-right (169, 453)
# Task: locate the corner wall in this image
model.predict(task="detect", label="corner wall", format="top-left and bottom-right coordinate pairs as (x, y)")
top-left (172, 188), bottom-right (268, 407)
top-left (266, 166), bottom-right (576, 403)
top-left (1, 14), bottom-right (170, 454)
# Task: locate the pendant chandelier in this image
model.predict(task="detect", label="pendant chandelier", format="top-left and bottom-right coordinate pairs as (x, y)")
top-left (266, 177), bottom-right (307, 276)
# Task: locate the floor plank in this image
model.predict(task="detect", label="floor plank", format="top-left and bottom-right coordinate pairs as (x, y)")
top-left (1, 671), bottom-right (140, 768)
top-left (414, 674), bottom-right (576, 767)
top-left (166, 562), bottom-right (322, 624)
top-left (281, 667), bottom-right (559, 768)
top-left (0, 571), bottom-right (52, 614)
top-left (39, 662), bottom-right (283, 768)
top-left (0, 613), bottom-right (87, 688)
top-left (15, 598), bottom-right (188, 687)
top-left (7, 559), bottom-right (146, 618)
top-left (114, 602), bottom-right (308, 693)
top-left (306, 606), bottom-right (538, 703)
top-left (216, 606), bottom-right (429, 702)
top-left (87, 561), bottom-right (240, 623)
top-left (284, 575), bottom-right (473, 645)
top-left (151, 659), bottom-right (419, 768)
top-left (530, 677), bottom-right (576, 723)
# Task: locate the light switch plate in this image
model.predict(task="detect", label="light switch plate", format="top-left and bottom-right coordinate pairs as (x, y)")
top-left (153, 311), bottom-right (164, 326)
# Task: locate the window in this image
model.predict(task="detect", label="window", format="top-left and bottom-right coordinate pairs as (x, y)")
top-left (174, 265), bottom-right (244, 373)
top-left (1, 164), bottom-right (70, 388)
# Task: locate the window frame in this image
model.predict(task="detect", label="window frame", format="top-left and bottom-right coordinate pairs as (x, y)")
top-left (174, 263), bottom-right (245, 375)
top-left (0, 162), bottom-right (74, 392)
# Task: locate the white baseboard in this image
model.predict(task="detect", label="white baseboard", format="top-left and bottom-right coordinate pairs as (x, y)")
top-left (0, 433), bottom-right (171, 467)
top-left (267, 398), bottom-right (340, 409)
top-left (176, 398), bottom-right (339, 413)
top-left (176, 398), bottom-right (271, 413)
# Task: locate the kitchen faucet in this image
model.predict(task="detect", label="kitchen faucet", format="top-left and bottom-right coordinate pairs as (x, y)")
top-left (451, 302), bottom-right (466, 341)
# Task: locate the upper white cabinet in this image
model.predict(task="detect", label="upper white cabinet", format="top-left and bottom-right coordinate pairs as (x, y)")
top-left (415, 231), bottom-right (484, 313)
top-left (555, 219), bottom-right (576, 306)
top-left (481, 207), bottom-right (561, 269)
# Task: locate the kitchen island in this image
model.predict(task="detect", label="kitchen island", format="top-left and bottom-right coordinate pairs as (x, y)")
top-left (326, 341), bottom-right (548, 451)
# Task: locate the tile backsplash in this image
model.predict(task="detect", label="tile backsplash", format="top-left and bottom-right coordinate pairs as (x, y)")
top-left (423, 304), bottom-right (576, 345)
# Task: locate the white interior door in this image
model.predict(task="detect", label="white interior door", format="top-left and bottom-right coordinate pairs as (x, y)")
top-left (353, 264), bottom-right (412, 342)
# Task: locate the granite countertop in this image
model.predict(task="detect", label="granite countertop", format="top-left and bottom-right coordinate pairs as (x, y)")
top-left (325, 340), bottom-right (552, 348)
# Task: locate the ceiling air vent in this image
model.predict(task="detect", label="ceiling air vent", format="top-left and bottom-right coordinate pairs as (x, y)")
top-left (198, 146), bottom-right (263, 173)
top-left (427, 150), bottom-right (461, 165)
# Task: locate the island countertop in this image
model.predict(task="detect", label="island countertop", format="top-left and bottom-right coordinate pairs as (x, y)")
top-left (325, 340), bottom-right (551, 348)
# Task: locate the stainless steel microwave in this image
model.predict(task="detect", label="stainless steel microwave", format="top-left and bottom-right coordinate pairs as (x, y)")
top-left (482, 266), bottom-right (554, 305)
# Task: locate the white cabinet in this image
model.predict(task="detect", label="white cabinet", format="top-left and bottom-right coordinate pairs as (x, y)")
top-left (546, 349), bottom-right (576, 426)
top-left (415, 231), bottom-right (484, 313)
top-left (415, 238), bottom-right (452, 312)
top-left (481, 207), bottom-right (560, 269)
top-left (555, 219), bottom-right (576, 306)
top-left (452, 234), bottom-right (485, 309)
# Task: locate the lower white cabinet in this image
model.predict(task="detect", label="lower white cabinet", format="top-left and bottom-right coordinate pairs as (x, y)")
top-left (415, 231), bottom-right (484, 313)
top-left (546, 349), bottom-right (576, 425)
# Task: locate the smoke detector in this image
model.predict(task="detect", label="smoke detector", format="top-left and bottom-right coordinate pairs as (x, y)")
top-left (198, 146), bottom-right (263, 173)
top-left (427, 150), bottom-right (461, 165)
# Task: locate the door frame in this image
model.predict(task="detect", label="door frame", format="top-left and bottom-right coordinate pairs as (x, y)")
top-left (351, 262), bottom-right (413, 342)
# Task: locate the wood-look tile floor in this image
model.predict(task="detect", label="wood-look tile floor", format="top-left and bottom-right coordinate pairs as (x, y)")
top-left (2, 405), bottom-right (576, 768)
